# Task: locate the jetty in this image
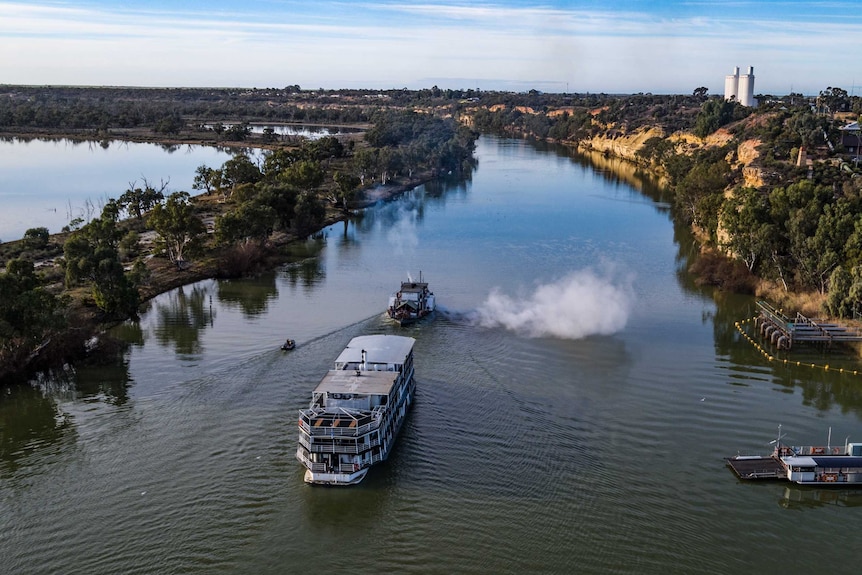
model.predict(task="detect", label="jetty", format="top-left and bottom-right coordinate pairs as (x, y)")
top-left (754, 300), bottom-right (862, 350)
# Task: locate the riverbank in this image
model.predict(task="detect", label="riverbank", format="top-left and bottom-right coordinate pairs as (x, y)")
top-left (568, 131), bottom-right (829, 317)
top-left (1, 163), bottom-right (436, 384)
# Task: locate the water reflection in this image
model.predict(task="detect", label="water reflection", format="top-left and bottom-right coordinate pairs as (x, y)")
top-left (281, 256), bottom-right (326, 289)
top-left (218, 275), bottom-right (278, 317)
top-left (0, 382), bottom-right (73, 474)
top-left (68, 354), bottom-right (133, 407)
top-left (780, 486), bottom-right (862, 509)
top-left (152, 283), bottom-right (216, 356)
top-left (0, 138), bottom-right (234, 240)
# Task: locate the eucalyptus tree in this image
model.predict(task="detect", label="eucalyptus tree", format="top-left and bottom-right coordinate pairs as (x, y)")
top-left (293, 191), bottom-right (326, 236)
top-left (221, 154), bottom-right (262, 195)
top-left (719, 188), bottom-right (772, 273)
top-left (192, 164), bottom-right (222, 195)
top-left (63, 200), bottom-right (140, 317)
top-left (0, 258), bottom-right (68, 372)
top-left (148, 192), bottom-right (207, 267)
top-left (330, 171), bottom-right (361, 208)
top-left (214, 201), bottom-right (276, 246)
top-left (119, 178), bottom-right (167, 220)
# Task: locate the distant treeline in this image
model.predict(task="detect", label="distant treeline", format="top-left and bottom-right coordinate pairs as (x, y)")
top-left (0, 85), bottom-right (493, 131)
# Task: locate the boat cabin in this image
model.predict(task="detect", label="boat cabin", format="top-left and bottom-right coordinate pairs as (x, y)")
top-left (307, 336), bottom-right (413, 414)
top-left (782, 454), bottom-right (862, 484)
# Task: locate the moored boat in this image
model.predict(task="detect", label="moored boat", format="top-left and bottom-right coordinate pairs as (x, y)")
top-left (726, 426), bottom-right (862, 486)
top-left (296, 334), bottom-right (416, 485)
top-left (387, 273), bottom-right (435, 326)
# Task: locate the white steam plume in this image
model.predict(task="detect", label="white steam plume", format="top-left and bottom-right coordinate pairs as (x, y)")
top-left (474, 268), bottom-right (633, 339)
top-left (386, 207), bottom-right (419, 255)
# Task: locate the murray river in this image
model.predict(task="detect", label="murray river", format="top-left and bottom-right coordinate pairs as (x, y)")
top-left (3, 135), bottom-right (862, 574)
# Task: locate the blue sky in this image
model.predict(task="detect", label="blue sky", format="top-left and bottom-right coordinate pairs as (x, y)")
top-left (1, 0), bottom-right (860, 95)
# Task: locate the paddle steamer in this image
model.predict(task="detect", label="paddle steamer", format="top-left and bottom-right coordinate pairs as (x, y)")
top-left (387, 273), bottom-right (435, 326)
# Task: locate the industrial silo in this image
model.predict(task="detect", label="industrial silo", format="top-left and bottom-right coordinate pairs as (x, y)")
top-left (738, 66), bottom-right (756, 107)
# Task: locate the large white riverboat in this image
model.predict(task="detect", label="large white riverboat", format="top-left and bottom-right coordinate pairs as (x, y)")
top-left (726, 426), bottom-right (862, 486)
top-left (296, 335), bottom-right (416, 485)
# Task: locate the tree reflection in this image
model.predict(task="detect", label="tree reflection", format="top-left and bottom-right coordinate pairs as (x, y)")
top-left (0, 381), bottom-right (73, 474)
top-left (153, 284), bottom-right (215, 355)
top-left (69, 347), bottom-right (133, 407)
top-left (282, 257), bottom-right (326, 289)
top-left (217, 274), bottom-right (278, 317)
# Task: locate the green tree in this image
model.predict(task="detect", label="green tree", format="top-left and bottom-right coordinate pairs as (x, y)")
top-left (330, 171), bottom-right (361, 207)
top-left (214, 201), bottom-right (276, 246)
top-left (719, 188), bottom-right (772, 272)
top-left (221, 154), bottom-right (262, 192)
top-left (693, 98), bottom-right (737, 138)
top-left (119, 179), bottom-right (166, 220)
top-left (154, 114), bottom-right (183, 134)
top-left (674, 158), bottom-right (730, 229)
top-left (192, 164), bottom-right (221, 195)
top-left (281, 159), bottom-right (324, 190)
top-left (23, 226), bottom-right (50, 249)
top-left (257, 183), bottom-right (299, 230)
top-left (262, 148), bottom-right (302, 180)
top-left (293, 191), bottom-right (326, 236)
top-left (0, 259), bottom-right (67, 363)
top-left (225, 123), bottom-right (251, 141)
top-left (148, 191), bottom-right (207, 266)
top-left (63, 201), bottom-right (139, 317)
top-left (825, 266), bottom-right (853, 317)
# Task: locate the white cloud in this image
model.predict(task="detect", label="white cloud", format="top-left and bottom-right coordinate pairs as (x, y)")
top-left (1, 1), bottom-right (860, 93)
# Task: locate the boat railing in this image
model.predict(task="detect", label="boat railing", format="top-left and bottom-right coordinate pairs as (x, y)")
top-left (787, 445), bottom-right (846, 456)
top-left (295, 450), bottom-right (327, 472)
top-left (299, 411), bottom-right (382, 437)
top-left (298, 434), bottom-right (380, 454)
top-left (300, 420), bottom-right (380, 437)
top-left (296, 450), bottom-right (366, 475)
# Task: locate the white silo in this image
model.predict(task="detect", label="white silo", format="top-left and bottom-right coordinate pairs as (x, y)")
top-left (724, 67), bottom-right (739, 102)
top-left (738, 66), bottom-right (756, 107)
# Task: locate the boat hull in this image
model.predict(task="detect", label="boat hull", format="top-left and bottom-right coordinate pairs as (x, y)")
top-left (304, 468), bottom-right (369, 486)
top-left (387, 309), bottom-right (434, 326)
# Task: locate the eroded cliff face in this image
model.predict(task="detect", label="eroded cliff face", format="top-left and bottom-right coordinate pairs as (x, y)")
top-left (580, 126), bottom-right (763, 187)
top-left (736, 139), bottom-right (764, 188)
top-left (577, 127), bottom-right (665, 162)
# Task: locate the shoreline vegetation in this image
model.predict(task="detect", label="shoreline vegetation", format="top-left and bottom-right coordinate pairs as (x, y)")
top-left (1, 84), bottom-right (861, 382)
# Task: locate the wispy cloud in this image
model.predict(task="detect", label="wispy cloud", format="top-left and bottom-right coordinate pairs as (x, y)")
top-left (1, 0), bottom-right (860, 93)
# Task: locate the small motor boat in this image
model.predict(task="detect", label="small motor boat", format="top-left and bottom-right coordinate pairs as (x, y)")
top-left (281, 339), bottom-right (296, 351)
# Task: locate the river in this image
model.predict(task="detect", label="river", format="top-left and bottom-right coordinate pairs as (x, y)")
top-left (2, 136), bottom-right (862, 574)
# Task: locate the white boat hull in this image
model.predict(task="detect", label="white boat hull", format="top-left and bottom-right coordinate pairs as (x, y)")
top-left (304, 468), bottom-right (369, 486)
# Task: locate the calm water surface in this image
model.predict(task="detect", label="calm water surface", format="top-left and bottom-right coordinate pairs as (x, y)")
top-left (3, 136), bottom-right (862, 574)
top-left (0, 138), bottom-right (235, 241)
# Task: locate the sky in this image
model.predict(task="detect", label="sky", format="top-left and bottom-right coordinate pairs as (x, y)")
top-left (1, 0), bottom-right (861, 95)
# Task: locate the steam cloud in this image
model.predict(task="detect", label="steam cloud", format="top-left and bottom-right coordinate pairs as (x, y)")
top-left (386, 207), bottom-right (419, 255)
top-left (473, 268), bottom-right (633, 339)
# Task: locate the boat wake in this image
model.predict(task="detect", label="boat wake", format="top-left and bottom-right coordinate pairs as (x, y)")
top-left (465, 268), bottom-right (634, 339)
